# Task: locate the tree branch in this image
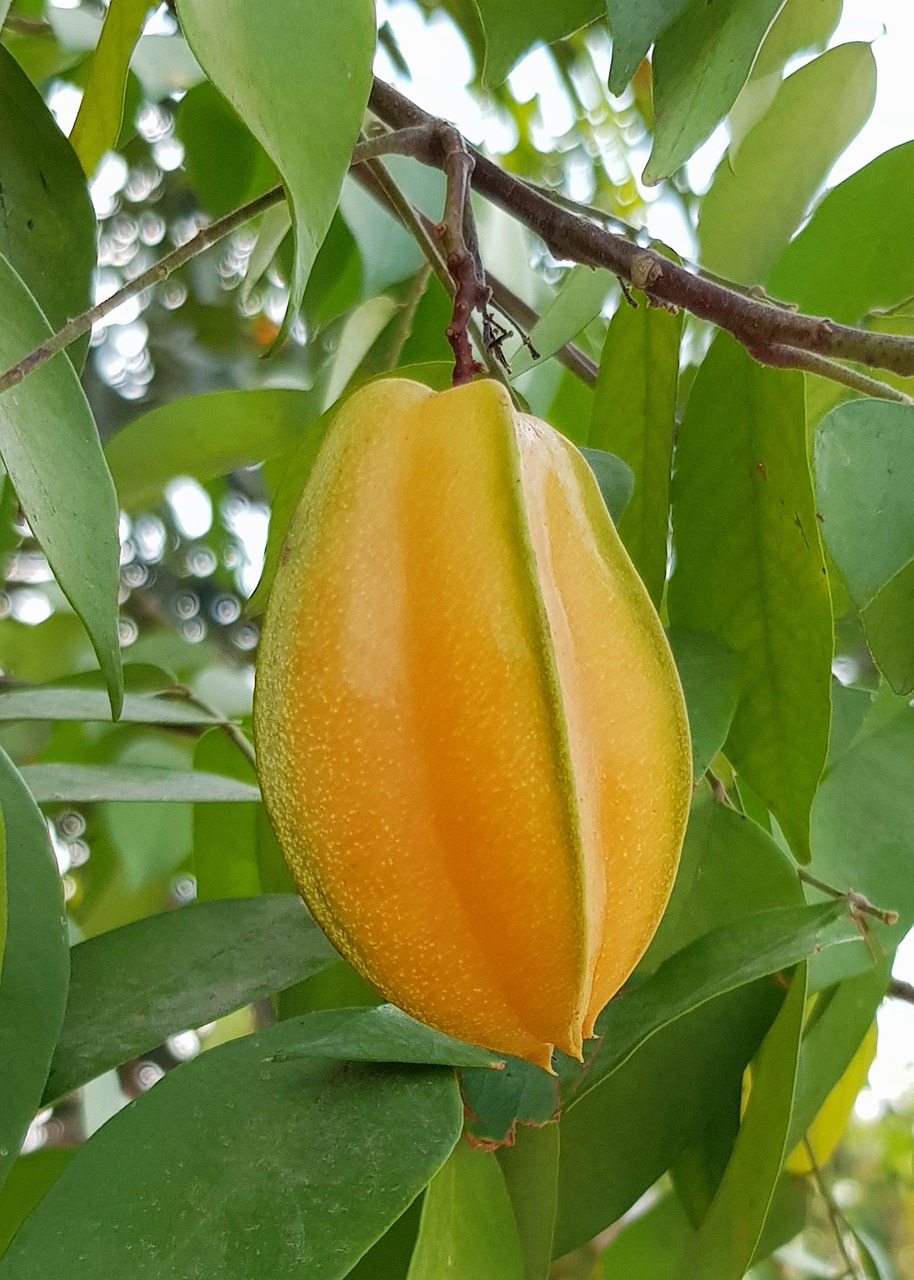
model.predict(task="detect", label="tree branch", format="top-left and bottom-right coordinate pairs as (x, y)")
top-left (369, 78), bottom-right (914, 382)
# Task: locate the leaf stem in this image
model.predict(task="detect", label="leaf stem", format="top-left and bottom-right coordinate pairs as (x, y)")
top-left (799, 869), bottom-right (899, 926)
top-left (163, 685), bottom-right (257, 771)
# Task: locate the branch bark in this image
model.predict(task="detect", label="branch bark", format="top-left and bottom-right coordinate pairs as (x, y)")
top-left (369, 78), bottom-right (914, 382)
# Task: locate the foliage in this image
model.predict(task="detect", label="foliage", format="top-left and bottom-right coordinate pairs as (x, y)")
top-left (0, 1), bottom-right (911, 1276)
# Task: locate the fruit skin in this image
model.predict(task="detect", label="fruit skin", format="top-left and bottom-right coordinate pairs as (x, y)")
top-left (254, 377), bottom-right (691, 1069)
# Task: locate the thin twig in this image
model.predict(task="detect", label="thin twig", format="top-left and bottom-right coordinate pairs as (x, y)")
top-left (887, 977), bottom-right (914, 1004)
top-left (799, 869), bottom-right (899, 926)
top-left (746, 342), bottom-right (914, 406)
top-left (433, 123), bottom-right (490, 384)
top-left (162, 685), bottom-right (257, 771)
top-left (803, 1140), bottom-right (869, 1280)
top-left (368, 78), bottom-right (914, 381)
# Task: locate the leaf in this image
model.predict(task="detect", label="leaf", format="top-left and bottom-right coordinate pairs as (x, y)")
top-left (193, 730), bottom-right (262, 900)
top-left (0, 748), bottom-right (69, 1192)
top-left (406, 1141), bottom-right (525, 1280)
top-left (768, 140), bottom-right (914, 322)
top-left (860, 563), bottom-right (914, 695)
top-left (674, 966), bottom-right (807, 1280)
top-left (0, 255), bottom-right (122, 717)
top-left (645, 0), bottom-right (783, 184)
top-left (473, 0), bottom-right (603, 86)
top-left (0, 686), bottom-right (220, 725)
top-left (809, 706), bottom-right (914, 985)
top-left (106, 388), bottom-right (319, 510)
top-left (268, 1005), bottom-right (503, 1071)
top-left (567, 900), bottom-right (853, 1105)
top-left (2, 1029), bottom-right (463, 1280)
top-left (247, 363), bottom-right (454, 616)
top-left (0, 810), bottom-right (5, 989)
top-left (591, 1192), bottom-right (694, 1280)
top-left (460, 1058), bottom-right (560, 1148)
top-left (322, 296), bottom-right (399, 408)
top-left (497, 1123), bottom-right (560, 1280)
top-left (509, 266), bottom-right (616, 379)
top-left (666, 630), bottom-right (740, 779)
top-left (668, 334), bottom-right (833, 862)
top-left (176, 79), bottom-right (276, 218)
top-left (590, 291), bottom-right (683, 603)
top-left (44, 895), bottom-right (338, 1104)
top-left (0, 1149), bottom-right (73, 1257)
top-left (553, 981), bottom-right (783, 1255)
top-left (0, 44), bottom-right (96, 346)
top-left (579, 448), bottom-right (634, 525)
top-left (699, 44), bottom-right (877, 285)
top-left (175, 0), bottom-right (375, 343)
top-left (69, 0), bottom-right (152, 175)
top-left (606, 0), bottom-right (696, 94)
top-left (19, 763), bottom-right (260, 804)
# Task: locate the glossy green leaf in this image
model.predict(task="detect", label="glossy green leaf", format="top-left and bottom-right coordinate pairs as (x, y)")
top-left (3, 1027), bottom-right (462, 1280)
top-left (474, 0), bottom-right (603, 85)
top-left (553, 982), bottom-right (782, 1255)
top-left (19, 763), bottom-right (260, 804)
top-left (769, 140), bottom-right (914, 322)
top-left (497, 1123), bottom-right (560, 1280)
top-left (460, 1057), bottom-right (560, 1148)
top-left (579, 448), bottom-right (634, 525)
top-left (106, 388), bottom-right (319, 510)
top-left (267, 1006), bottom-right (498, 1071)
top-left (590, 293), bottom-right (682, 603)
top-left (699, 44), bottom-right (876, 285)
top-left (788, 957), bottom-right (890, 1149)
top-left (406, 1141), bottom-right (525, 1280)
top-left (0, 685), bottom-right (220, 725)
top-left (0, 44), bottom-right (95, 343)
top-left (592, 1192), bottom-right (693, 1280)
top-left (44, 895), bottom-right (338, 1103)
top-left (510, 266), bottom-right (616, 380)
top-left (0, 256), bottom-right (122, 717)
top-left (176, 0), bottom-right (375, 342)
top-left (668, 334), bottom-right (832, 861)
top-left (0, 1149), bottom-right (73, 1257)
top-left (567, 901), bottom-right (851, 1105)
top-left (607, 0), bottom-right (695, 93)
top-left (176, 79), bottom-right (276, 218)
top-left (809, 706), bottom-right (914, 985)
top-left (666, 630), bottom-right (740, 780)
top-left (247, 363), bottom-right (454, 616)
top-left (727, 0), bottom-right (843, 158)
top-left (193, 731), bottom-right (262, 900)
top-left (674, 967), bottom-right (806, 1280)
top-left (69, 0), bottom-right (151, 175)
top-left (0, 748), bottom-right (69, 1192)
top-left (645, 0), bottom-right (782, 184)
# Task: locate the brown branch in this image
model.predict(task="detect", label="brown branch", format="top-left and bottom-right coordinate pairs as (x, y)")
top-left (433, 123), bottom-right (490, 384)
top-left (799, 869), bottom-right (899, 927)
top-left (369, 78), bottom-right (914, 381)
top-left (888, 977), bottom-right (914, 1004)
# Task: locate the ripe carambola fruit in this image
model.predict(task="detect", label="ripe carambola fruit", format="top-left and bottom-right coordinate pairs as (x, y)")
top-left (254, 377), bottom-right (691, 1069)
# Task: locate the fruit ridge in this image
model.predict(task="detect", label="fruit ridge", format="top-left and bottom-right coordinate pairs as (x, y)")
top-left (254, 377), bottom-right (692, 1068)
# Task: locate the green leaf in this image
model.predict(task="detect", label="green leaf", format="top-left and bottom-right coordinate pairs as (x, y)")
top-left (699, 44), bottom-right (876, 285)
top-left (497, 1123), bottom-right (560, 1280)
top-left (591, 1192), bottom-right (693, 1280)
top-left (44, 895), bottom-right (338, 1103)
top-left (0, 685), bottom-right (220, 725)
top-left (460, 1057), bottom-right (560, 1148)
top-left (0, 255), bottom-right (122, 717)
top-left (176, 79), bottom-right (276, 218)
top-left (473, 0), bottom-right (603, 86)
top-left (3, 1029), bottom-right (462, 1280)
top-left (809, 706), bottom-right (914, 985)
top-left (0, 44), bottom-right (96, 347)
top-left (590, 293), bottom-right (682, 603)
top-left (674, 966), bottom-right (806, 1280)
top-left (106, 388), bottom-right (319, 510)
top-left (645, 0), bottom-right (783, 184)
top-left (510, 266), bottom-right (616, 380)
top-left (788, 957), bottom-right (890, 1148)
top-left (0, 810), bottom-right (5, 989)
top-left (859, 563), bottom-right (914, 695)
top-left (193, 730), bottom-right (262, 900)
top-left (568, 900), bottom-right (853, 1105)
top-left (579, 448), bottom-right (634, 525)
top-left (247, 363), bottom-right (454, 616)
top-left (175, 0), bottom-right (375, 343)
top-left (406, 1141), bottom-right (525, 1280)
top-left (553, 981), bottom-right (783, 1255)
top-left (271, 1005), bottom-right (502, 1070)
top-left (19, 763), bottom-right (260, 804)
top-left (69, 0), bottom-right (151, 175)
top-left (769, 140), bottom-right (914, 322)
top-left (607, 0), bottom-right (695, 94)
top-left (668, 334), bottom-right (832, 862)
top-left (666, 630), bottom-right (740, 780)
top-left (0, 1149), bottom-right (73, 1258)
top-left (0, 748), bottom-right (69, 1192)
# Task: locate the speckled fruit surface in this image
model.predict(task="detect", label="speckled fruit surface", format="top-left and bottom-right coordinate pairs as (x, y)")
top-left (254, 378), bottom-right (691, 1069)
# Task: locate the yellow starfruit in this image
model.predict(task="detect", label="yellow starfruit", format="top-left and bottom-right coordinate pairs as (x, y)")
top-left (254, 378), bottom-right (691, 1068)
